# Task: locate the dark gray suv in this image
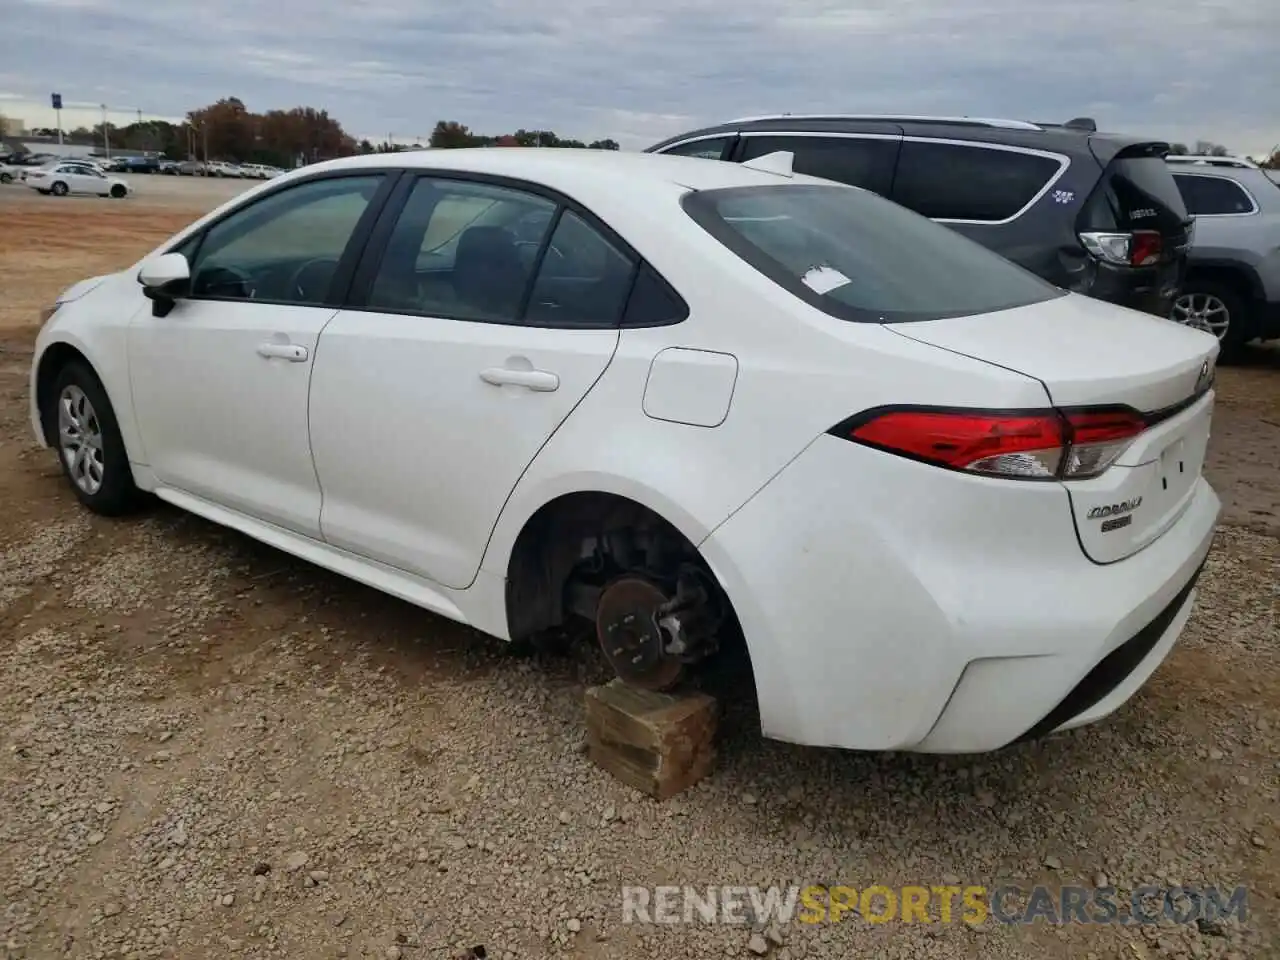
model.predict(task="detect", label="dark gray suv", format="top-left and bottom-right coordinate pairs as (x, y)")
top-left (646, 115), bottom-right (1194, 318)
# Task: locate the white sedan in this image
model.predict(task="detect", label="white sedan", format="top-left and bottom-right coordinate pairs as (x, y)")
top-left (24, 161), bottom-right (129, 198)
top-left (29, 148), bottom-right (1221, 754)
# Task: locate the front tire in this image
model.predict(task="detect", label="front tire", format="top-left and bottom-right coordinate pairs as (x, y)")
top-left (45, 362), bottom-right (142, 516)
top-left (50, 181), bottom-right (69, 197)
top-left (0, 172), bottom-right (11, 184)
top-left (109, 184), bottom-right (127, 199)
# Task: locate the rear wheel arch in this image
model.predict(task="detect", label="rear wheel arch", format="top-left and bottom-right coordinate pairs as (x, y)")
top-left (502, 490), bottom-right (750, 687)
top-left (1184, 261), bottom-right (1263, 303)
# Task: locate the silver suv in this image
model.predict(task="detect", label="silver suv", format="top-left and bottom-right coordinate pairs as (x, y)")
top-left (1167, 155), bottom-right (1280, 357)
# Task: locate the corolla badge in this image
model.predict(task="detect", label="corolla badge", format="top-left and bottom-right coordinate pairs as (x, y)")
top-left (1088, 497), bottom-right (1143, 520)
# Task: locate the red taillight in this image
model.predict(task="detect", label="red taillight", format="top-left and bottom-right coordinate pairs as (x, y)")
top-left (1060, 408), bottom-right (1146, 478)
top-left (1129, 230), bottom-right (1162, 267)
top-left (837, 406), bottom-right (1146, 480)
top-left (1078, 229), bottom-right (1165, 268)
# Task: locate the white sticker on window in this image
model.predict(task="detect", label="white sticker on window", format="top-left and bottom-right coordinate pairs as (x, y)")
top-left (801, 265), bottom-right (851, 295)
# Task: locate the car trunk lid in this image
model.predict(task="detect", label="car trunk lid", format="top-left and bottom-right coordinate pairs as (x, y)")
top-left (892, 292), bottom-right (1219, 562)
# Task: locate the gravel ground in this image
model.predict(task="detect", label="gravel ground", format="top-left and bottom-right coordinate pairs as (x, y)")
top-left (1, 194), bottom-right (1278, 959)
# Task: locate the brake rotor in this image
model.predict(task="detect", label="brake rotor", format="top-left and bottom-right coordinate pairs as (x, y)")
top-left (595, 576), bottom-right (684, 691)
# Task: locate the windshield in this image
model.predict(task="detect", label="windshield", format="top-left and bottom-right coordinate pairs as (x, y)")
top-left (682, 184), bottom-right (1065, 323)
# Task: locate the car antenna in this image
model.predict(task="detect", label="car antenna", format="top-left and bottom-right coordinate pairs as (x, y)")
top-left (741, 150), bottom-right (794, 178)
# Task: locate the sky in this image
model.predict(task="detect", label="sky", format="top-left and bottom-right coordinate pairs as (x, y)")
top-left (0, 0), bottom-right (1276, 155)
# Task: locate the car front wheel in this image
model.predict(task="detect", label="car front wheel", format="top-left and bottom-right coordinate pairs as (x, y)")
top-left (46, 362), bottom-right (142, 515)
top-left (50, 181), bottom-right (69, 197)
top-left (109, 184), bottom-right (127, 199)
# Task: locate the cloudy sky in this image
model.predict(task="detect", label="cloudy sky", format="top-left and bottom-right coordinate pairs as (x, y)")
top-left (0, 0), bottom-right (1276, 154)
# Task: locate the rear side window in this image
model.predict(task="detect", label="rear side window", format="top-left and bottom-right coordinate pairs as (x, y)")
top-left (892, 141), bottom-right (1063, 222)
top-left (1172, 174), bottom-right (1256, 215)
top-left (682, 183), bottom-right (1064, 324)
top-left (739, 135), bottom-right (899, 195)
top-left (660, 137), bottom-right (732, 160)
top-left (623, 262), bottom-right (688, 325)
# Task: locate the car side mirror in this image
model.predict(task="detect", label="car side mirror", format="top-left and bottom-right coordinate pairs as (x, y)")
top-left (138, 252), bottom-right (191, 317)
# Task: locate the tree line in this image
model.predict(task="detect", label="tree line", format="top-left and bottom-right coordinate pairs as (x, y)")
top-left (7, 102), bottom-right (1273, 168)
top-left (7, 98), bottom-right (619, 168)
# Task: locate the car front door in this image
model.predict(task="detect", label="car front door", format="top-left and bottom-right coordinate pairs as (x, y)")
top-left (127, 171), bottom-right (393, 537)
top-left (309, 175), bottom-right (635, 589)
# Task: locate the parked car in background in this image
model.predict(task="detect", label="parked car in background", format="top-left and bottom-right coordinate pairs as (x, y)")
top-left (647, 115), bottom-right (1194, 318)
top-left (158, 159), bottom-right (180, 175)
top-left (205, 161), bottom-right (244, 178)
top-left (1166, 155), bottom-right (1280, 357)
top-left (29, 148), bottom-right (1220, 755)
top-left (0, 159), bottom-right (22, 183)
top-left (23, 161), bottom-right (129, 198)
top-left (177, 160), bottom-right (207, 176)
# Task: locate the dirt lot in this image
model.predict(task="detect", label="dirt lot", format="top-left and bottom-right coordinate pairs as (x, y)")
top-left (0, 182), bottom-right (1277, 960)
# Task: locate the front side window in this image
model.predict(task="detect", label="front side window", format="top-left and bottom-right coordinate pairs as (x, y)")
top-left (189, 175), bottom-right (383, 304)
top-left (892, 141), bottom-right (1063, 222)
top-left (368, 177), bottom-right (639, 328)
top-left (1173, 174), bottom-right (1256, 215)
top-left (683, 183), bottom-right (1065, 324)
top-left (739, 135), bottom-right (899, 195)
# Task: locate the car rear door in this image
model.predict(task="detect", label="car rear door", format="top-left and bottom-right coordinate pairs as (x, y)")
top-left (308, 174), bottom-right (636, 590)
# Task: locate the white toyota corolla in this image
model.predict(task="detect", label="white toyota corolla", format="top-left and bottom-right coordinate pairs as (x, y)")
top-left (30, 147), bottom-right (1221, 753)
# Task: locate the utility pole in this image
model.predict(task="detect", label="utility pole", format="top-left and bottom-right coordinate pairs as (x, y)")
top-left (101, 104), bottom-right (110, 158)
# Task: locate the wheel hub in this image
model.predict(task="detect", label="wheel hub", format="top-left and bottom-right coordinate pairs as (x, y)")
top-left (1172, 293), bottom-right (1229, 340)
top-left (57, 385), bottom-right (106, 495)
top-left (595, 577), bottom-right (685, 691)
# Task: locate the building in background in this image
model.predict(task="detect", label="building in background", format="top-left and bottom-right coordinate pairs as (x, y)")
top-left (1, 116), bottom-right (26, 137)
top-left (17, 139), bottom-right (101, 159)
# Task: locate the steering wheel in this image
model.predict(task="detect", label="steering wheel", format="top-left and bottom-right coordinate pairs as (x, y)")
top-left (288, 257), bottom-right (342, 302)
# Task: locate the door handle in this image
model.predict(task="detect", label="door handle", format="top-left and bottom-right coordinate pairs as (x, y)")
top-left (257, 342), bottom-right (309, 362)
top-left (479, 367), bottom-right (560, 392)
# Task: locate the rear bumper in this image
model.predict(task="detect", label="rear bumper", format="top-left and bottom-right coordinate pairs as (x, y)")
top-left (1087, 258), bottom-right (1184, 317)
top-left (700, 434), bottom-right (1220, 754)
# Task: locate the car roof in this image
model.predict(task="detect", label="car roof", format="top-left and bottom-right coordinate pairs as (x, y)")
top-left (294, 147), bottom-right (827, 195)
top-left (645, 116), bottom-right (1164, 160)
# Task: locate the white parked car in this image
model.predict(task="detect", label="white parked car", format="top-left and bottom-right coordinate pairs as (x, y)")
top-left (205, 160), bottom-right (246, 178)
top-left (24, 161), bottom-right (129, 198)
top-left (29, 148), bottom-right (1221, 754)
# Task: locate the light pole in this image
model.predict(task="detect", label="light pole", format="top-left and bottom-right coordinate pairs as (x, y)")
top-left (100, 104), bottom-right (110, 158)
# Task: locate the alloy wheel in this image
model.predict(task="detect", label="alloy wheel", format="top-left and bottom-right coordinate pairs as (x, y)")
top-left (57, 385), bottom-right (106, 495)
top-left (1171, 292), bottom-right (1230, 340)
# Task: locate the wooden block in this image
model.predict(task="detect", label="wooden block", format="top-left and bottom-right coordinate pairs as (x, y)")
top-left (584, 680), bottom-right (717, 800)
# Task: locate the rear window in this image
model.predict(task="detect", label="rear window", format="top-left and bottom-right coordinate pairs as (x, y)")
top-left (682, 184), bottom-right (1065, 324)
top-left (1080, 156), bottom-right (1189, 235)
